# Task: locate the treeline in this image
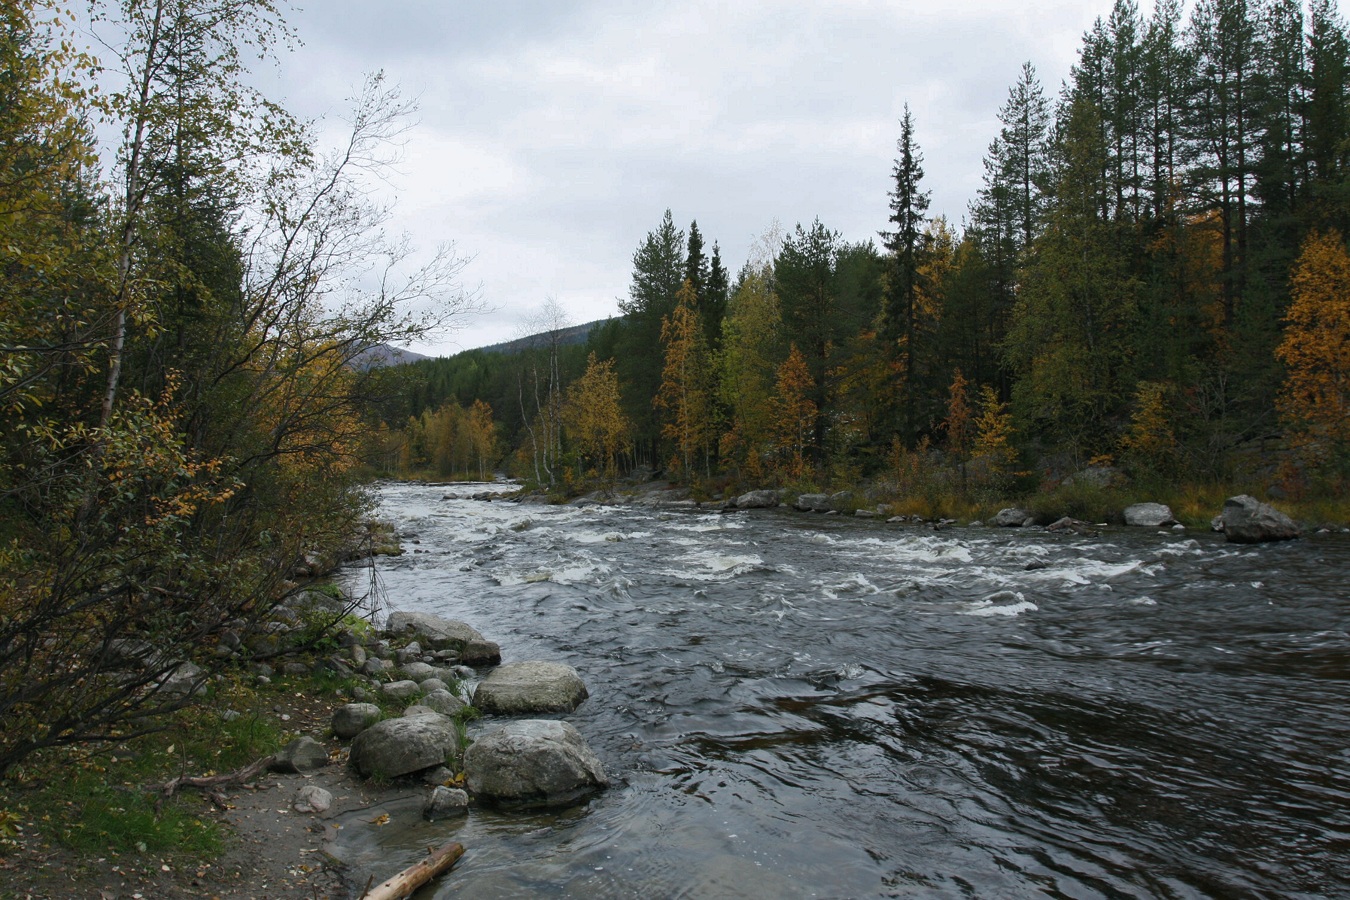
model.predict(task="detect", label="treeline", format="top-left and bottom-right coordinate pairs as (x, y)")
top-left (0, 1), bottom-right (472, 774)
top-left (392, 0), bottom-right (1350, 498)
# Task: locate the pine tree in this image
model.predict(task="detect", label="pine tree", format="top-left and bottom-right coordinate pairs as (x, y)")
top-left (880, 104), bottom-right (931, 442)
top-left (775, 218), bottom-right (840, 453)
top-left (617, 210), bottom-right (685, 463)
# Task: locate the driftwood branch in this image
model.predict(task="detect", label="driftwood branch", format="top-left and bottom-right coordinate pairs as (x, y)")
top-left (360, 841), bottom-right (465, 900)
top-left (147, 753), bottom-right (277, 800)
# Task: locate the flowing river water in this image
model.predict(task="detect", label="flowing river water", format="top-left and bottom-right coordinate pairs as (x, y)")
top-left (335, 481), bottom-right (1350, 898)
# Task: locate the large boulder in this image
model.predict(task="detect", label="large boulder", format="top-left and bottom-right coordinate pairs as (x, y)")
top-left (474, 661), bottom-right (588, 715)
top-left (465, 720), bottom-right (607, 809)
top-left (1123, 502), bottom-right (1178, 527)
top-left (384, 611), bottom-right (486, 651)
top-left (734, 489), bottom-right (781, 509)
top-left (350, 714), bottom-right (459, 780)
top-left (993, 507), bottom-right (1034, 528)
top-left (420, 688), bottom-right (467, 717)
top-left (794, 493), bottom-right (829, 512)
top-left (1220, 495), bottom-right (1301, 544)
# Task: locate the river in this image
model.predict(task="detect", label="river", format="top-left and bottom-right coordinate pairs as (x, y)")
top-left (335, 481), bottom-right (1350, 898)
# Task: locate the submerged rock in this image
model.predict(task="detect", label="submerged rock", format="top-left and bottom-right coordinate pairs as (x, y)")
top-left (465, 720), bottom-right (607, 808)
top-left (1220, 495), bottom-right (1300, 544)
top-left (423, 786), bottom-right (469, 820)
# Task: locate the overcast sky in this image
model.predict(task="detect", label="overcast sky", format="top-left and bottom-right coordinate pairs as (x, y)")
top-left (257, 1), bottom-right (1139, 356)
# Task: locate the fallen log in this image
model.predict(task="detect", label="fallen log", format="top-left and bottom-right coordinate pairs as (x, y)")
top-left (360, 841), bottom-right (465, 900)
top-left (146, 753), bottom-right (277, 800)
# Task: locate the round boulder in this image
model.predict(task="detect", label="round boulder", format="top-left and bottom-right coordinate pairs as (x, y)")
top-left (465, 719), bottom-right (607, 809)
top-left (350, 714), bottom-right (458, 780)
top-left (473, 661), bottom-right (589, 716)
top-left (1123, 502), bottom-right (1178, 527)
top-left (994, 507), bottom-right (1034, 528)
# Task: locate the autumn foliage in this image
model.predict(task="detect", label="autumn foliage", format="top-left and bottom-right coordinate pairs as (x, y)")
top-left (1277, 230), bottom-right (1350, 462)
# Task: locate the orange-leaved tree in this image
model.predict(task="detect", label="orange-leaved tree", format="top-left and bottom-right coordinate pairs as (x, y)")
top-left (770, 344), bottom-right (817, 478)
top-left (564, 353), bottom-right (630, 478)
top-left (1276, 229), bottom-right (1350, 467)
top-left (655, 280), bottom-right (713, 476)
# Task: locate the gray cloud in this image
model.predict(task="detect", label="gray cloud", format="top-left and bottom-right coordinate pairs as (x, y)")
top-left (260, 0), bottom-right (1112, 353)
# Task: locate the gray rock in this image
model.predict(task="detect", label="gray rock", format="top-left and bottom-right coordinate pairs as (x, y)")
top-left (1221, 495), bottom-right (1301, 544)
top-left (294, 785), bottom-right (332, 814)
top-left (1124, 502), bottom-right (1178, 527)
top-left (422, 765), bottom-right (456, 786)
top-left (794, 493), bottom-right (829, 512)
top-left (383, 612), bottom-right (486, 651)
top-left (381, 679), bottom-right (422, 702)
top-left (270, 736), bottom-right (328, 773)
top-left (473, 661), bottom-right (589, 715)
top-left (332, 703), bottom-right (383, 740)
top-left (423, 786), bottom-right (470, 820)
top-left (418, 677), bottom-right (449, 695)
top-left (401, 662), bottom-right (440, 682)
top-left (854, 508), bottom-right (877, 518)
top-left (350, 714), bottom-right (458, 780)
top-left (993, 507), bottom-right (1033, 527)
top-left (734, 489), bottom-right (780, 509)
top-left (465, 720), bottom-right (607, 809)
top-left (360, 657), bottom-right (392, 677)
top-left (461, 639), bottom-right (502, 667)
top-left (158, 661), bottom-right (206, 698)
top-left (420, 688), bottom-right (467, 717)
top-left (282, 661), bottom-right (311, 676)
top-left (825, 491), bottom-right (854, 512)
top-left (403, 704), bottom-right (435, 717)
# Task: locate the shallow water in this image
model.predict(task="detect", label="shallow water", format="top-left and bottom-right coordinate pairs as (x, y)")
top-left (337, 482), bottom-right (1350, 898)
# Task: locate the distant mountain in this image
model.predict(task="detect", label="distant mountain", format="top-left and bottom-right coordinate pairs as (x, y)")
top-left (350, 344), bottom-right (432, 369)
top-left (474, 319), bottom-right (608, 356)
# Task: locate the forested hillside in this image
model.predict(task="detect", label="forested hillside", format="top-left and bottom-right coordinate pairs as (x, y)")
top-left (388, 0), bottom-right (1350, 507)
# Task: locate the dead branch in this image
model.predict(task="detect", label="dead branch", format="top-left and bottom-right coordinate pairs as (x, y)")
top-left (147, 753), bottom-right (277, 800)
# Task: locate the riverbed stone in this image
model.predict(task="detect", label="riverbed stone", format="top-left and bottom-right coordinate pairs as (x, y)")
top-left (465, 719), bottom-right (607, 808)
top-left (269, 736), bottom-right (328, 773)
top-left (350, 713), bottom-right (458, 779)
top-left (461, 638), bottom-right (502, 667)
top-left (400, 661), bottom-right (440, 682)
top-left (1123, 502), bottom-right (1178, 527)
top-left (423, 786), bottom-right (469, 820)
top-left (384, 611), bottom-right (487, 652)
top-left (381, 679), bottom-right (422, 702)
top-left (332, 703), bottom-right (383, 739)
top-left (294, 785), bottom-right (332, 814)
top-left (734, 489), bottom-right (781, 509)
top-left (420, 688), bottom-right (467, 717)
top-left (993, 507), bottom-right (1034, 527)
top-left (473, 661), bottom-right (589, 715)
top-left (794, 493), bottom-right (829, 512)
top-left (1220, 495), bottom-right (1301, 544)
